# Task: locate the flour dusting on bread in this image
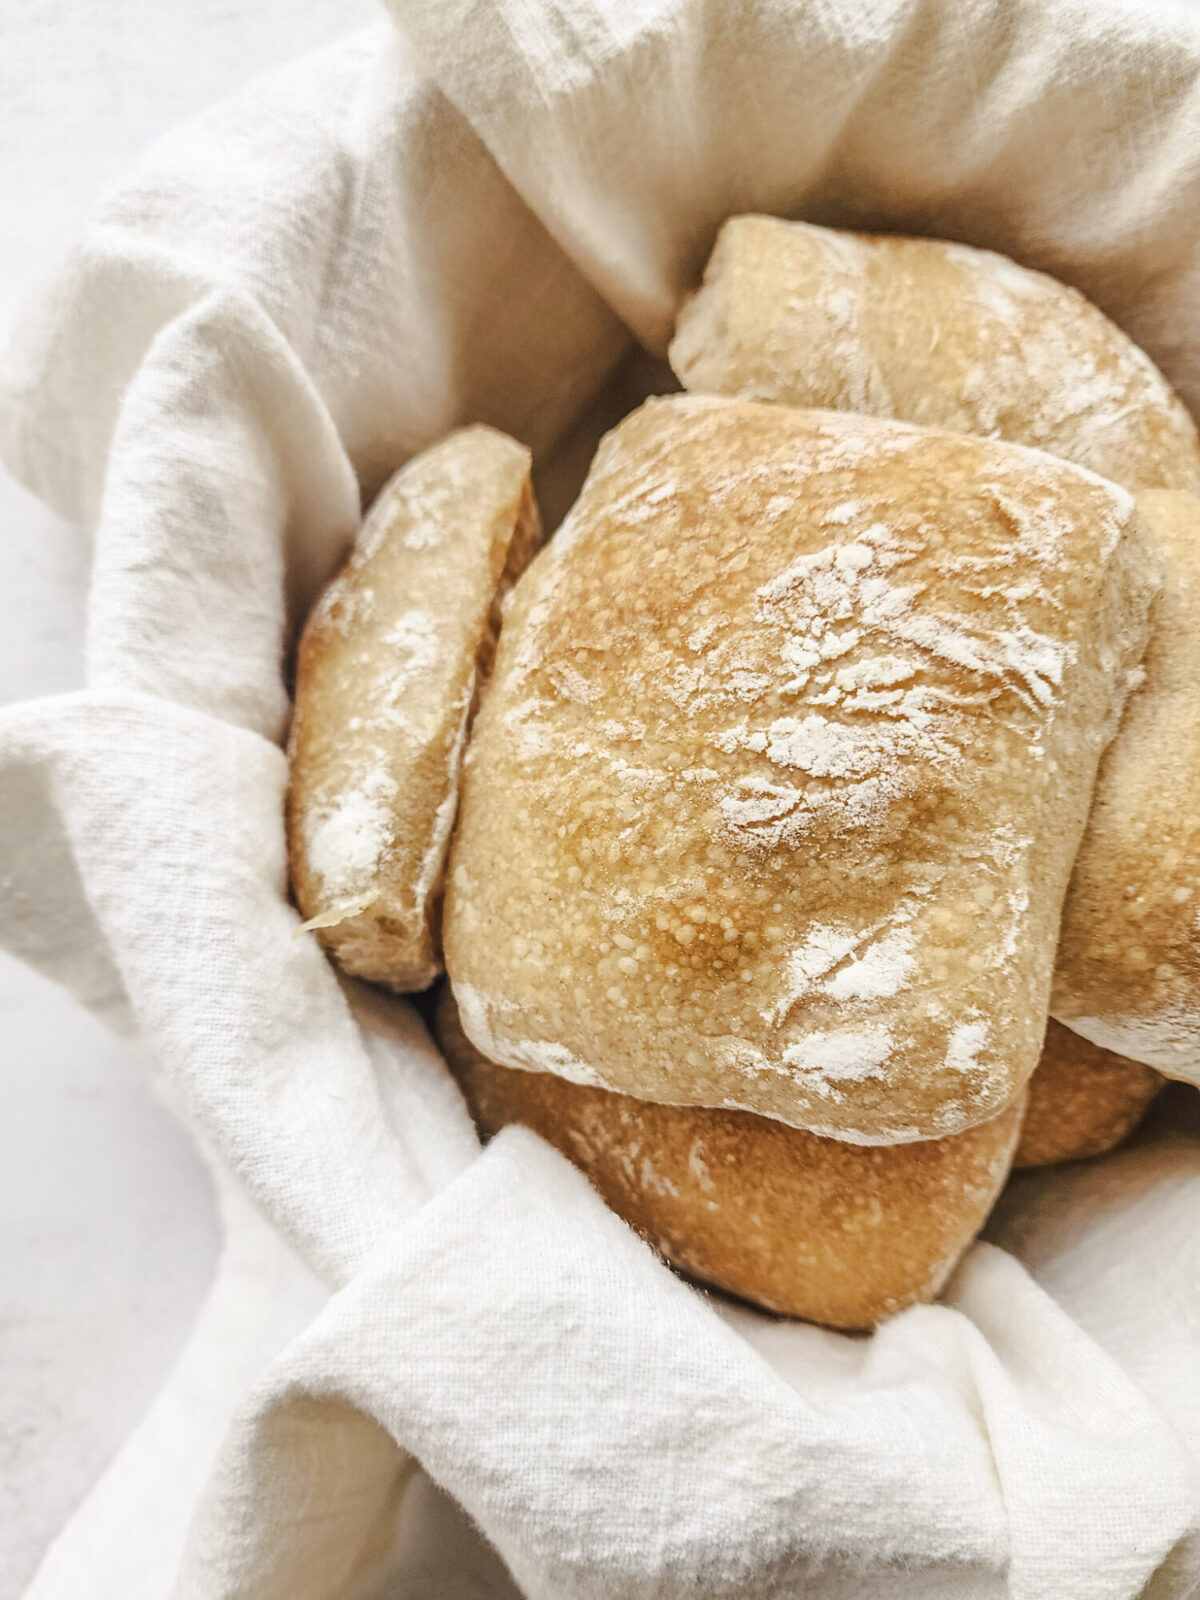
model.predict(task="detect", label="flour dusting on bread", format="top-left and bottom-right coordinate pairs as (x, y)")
top-left (445, 396), bottom-right (1159, 1140)
top-left (287, 425), bottom-right (541, 990)
top-left (302, 767), bottom-right (396, 900)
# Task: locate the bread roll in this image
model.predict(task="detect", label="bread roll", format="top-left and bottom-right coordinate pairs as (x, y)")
top-left (1014, 1020), bottom-right (1162, 1169)
top-left (434, 988), bottom-right (1023, 1330)
top-left (1053, 491), bottom-right (1200, 1079)
top-left (444, 395), bottom-right (1159, 1141)
top-left (669, 215), bottom-right (1200, 493)
top-left (287, 426), bottom-right (540, 990)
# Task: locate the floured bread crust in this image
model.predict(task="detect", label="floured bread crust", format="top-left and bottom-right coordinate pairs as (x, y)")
top-left (444, 396), bottom-right (1159, 1141)
top-left (435, 988), bottom-right (1022, 1330)
top-left (287, 426), bottom-right (541, 990)
top-left (1053, 491), bottom-right (1200, 1079)
top-left (1014, 1020), bottom-right (1162, 1169)
top-left (670, 216), bottom-right (1200, 494)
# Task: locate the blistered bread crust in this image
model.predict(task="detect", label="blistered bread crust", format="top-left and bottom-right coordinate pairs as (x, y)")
top-left (1014, 1020), bottom-right (1162, 1169)
top-left (436, 989), bottom-right (1022, 1330)
top-left (444, 396), bottom-right (1159, 1141)
top-left (670, 216), bottom-right (1200, 494)
top-left (287, 426), bottom-right (541, 990)
top-left (1053, 491), bottom-right (1200, 1079)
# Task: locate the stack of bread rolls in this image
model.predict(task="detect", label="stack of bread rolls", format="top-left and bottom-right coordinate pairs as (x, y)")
top-left (287, 216), bottom-right (1198, 1331)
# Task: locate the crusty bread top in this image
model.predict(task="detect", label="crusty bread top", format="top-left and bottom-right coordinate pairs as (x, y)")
top-left (670, 216), bottom-right (1200, 494)
top-left (445, 395), bottom-right (1159, 1141)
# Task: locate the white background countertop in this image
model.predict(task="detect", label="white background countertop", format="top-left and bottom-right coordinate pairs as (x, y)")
top-left (0, 4), bottom-right (375, 1592)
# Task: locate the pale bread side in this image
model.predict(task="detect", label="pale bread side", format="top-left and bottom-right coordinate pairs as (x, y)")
top-left (288, 425), bottom-right (540, 990)
top-left (1053, 491), bottom-right (1200, 1079)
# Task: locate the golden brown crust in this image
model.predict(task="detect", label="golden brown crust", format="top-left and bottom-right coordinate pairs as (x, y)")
top-left (1052, 491), bottom-right (1200, 1079)
top-left (669, 216), bottom-right (1200, 493)
top-left (1014, 1020), bottom-right (1163, 1169)
top-left (434, 987), bottom-right (1022, 1330)
top-left (444, 395), bottom-right (1159, 1141)
top-left (287, 426), bottom-right (540, 990)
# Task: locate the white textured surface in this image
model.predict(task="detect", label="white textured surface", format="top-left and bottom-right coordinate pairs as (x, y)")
top-left (0, 3), bottom-right (373, 1595)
